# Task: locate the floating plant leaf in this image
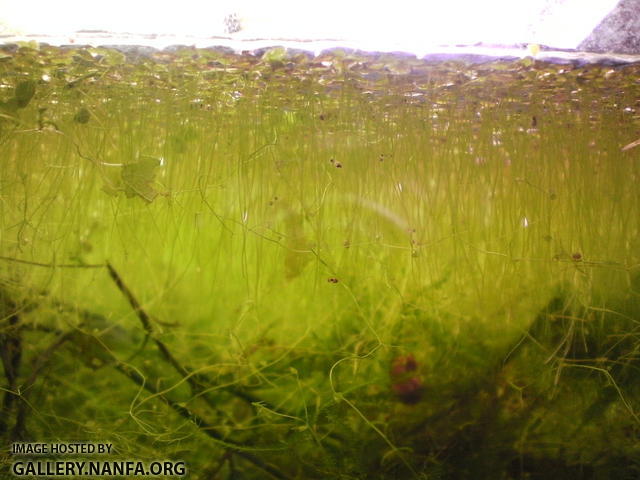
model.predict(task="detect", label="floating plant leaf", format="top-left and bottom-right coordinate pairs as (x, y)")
top-left (74, 107), bottom-right (91, 124)
top-left (15, 80), bottom-right (36, 108)
top-left (121, 157), bottom-right (161, 203)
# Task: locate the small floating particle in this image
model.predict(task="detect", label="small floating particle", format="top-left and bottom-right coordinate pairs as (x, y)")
top-left (572, 252), bottom-right (582, 261)
top-left (327, 277), bottom-right (339, 283)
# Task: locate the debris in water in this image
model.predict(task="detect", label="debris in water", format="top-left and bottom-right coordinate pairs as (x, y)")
top-left (622, 138), bottom-right (640, 152)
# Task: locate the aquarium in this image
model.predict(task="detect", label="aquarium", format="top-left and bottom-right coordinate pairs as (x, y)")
top-left (0, 42), bottom-right (639, 479)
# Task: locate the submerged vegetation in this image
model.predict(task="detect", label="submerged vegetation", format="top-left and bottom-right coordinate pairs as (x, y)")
top-left (0, 43), bottom-right (639, 479)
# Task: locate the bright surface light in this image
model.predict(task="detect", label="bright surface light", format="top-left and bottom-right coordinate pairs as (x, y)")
top-left (0, 0), bottom-right (620, 51)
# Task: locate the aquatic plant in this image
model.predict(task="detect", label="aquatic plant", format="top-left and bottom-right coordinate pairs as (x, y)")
top-left (0, 43), bottom-right (638, 479)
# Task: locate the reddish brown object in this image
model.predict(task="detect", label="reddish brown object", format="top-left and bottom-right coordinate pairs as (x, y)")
top-left (391, 354), bottom-right (417, 375)
top-left (391, 377), bottom-right (423, 404)
top-left (390, 354), bottom-right (424, 404)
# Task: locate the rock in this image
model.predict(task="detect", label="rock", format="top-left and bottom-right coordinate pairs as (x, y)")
top-left (578, 0), bottom-right (640, 54)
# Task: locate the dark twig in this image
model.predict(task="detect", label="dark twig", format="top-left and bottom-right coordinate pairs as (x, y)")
top-left (114, 362), bottom-right (291, 480)
top-left (104, 263), bottom-right (334, 445)
top-left (105, 263), bottom-right (154, 334)
top-left (105, 264), bottom-right (269, 403)
top-left (105, 263), bottom-right (291, 415)
top-left (105, 263), bottom-right (195, 383)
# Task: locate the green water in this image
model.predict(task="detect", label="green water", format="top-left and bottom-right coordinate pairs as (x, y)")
top-left (0, 44), bottom-right (639, 479)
